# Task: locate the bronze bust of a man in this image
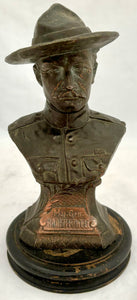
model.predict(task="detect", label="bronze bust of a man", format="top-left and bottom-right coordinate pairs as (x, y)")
top-left (6, 4), bottom-right (131, 293)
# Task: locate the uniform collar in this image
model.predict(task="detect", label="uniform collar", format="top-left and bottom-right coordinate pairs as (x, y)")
top-left (44, 103), bottom-right (90, 129)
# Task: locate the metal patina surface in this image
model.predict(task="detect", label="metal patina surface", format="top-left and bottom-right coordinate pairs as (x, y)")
top-left (5, 3), bottom-right (131, 293)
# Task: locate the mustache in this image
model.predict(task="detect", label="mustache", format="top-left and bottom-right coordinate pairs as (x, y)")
top-left (52, 89), bottom-right (86, 100)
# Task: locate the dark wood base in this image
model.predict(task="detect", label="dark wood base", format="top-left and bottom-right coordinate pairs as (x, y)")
top-left (6, 207), bottom-right (131, 293)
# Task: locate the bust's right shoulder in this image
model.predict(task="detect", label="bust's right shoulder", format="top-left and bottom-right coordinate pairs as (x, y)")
top-left (8, 111), bottom-right (44, 132)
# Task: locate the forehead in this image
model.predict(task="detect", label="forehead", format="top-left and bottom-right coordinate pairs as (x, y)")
top-left (38, 50), bottom-right (94, 66)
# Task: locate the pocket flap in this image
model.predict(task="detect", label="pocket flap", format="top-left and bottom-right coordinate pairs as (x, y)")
top-left (83, 157), bottom-right (98, 171)
top-left (28, 157), bottom-right (59, 173)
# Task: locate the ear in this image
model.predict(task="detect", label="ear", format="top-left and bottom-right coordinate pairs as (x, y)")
top-left (33, 64), bottom-right (42, 86)
top-left (92, 61), bottom-right (98, 84)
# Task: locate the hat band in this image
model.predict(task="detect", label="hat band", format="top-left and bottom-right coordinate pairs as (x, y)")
top-left (32, 26), bottom-right (91, 45)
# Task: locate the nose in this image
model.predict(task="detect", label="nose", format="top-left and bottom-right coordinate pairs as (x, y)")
top-left (65, 69), bottom-right (74, 90)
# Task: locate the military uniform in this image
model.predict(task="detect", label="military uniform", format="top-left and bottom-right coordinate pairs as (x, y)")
top-left (8, 105), bottom-right (126, 249)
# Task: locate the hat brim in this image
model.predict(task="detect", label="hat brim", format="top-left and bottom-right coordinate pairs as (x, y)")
top-left (5, 31), bottom-right (119, 65)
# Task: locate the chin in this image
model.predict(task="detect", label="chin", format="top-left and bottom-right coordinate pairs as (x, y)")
top-left (57, 104), bottom-right (82, 113)
top-left (55, 99), bottom-right (87, 113)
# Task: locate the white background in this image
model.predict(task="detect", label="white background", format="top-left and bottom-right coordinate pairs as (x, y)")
top-left (0, 0), bottom-right (137, 299)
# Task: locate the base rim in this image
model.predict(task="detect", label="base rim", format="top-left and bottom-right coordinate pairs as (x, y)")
top-left (7, 251), bottom-right (130, 293)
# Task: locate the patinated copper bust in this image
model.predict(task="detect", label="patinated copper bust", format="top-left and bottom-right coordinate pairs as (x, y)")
top-left (6, 4), bottom-right (131, 293)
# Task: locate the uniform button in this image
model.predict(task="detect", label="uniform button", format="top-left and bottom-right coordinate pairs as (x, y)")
top-left (53, 136), bottom-right (61, 144)
top-left (67, 135), bottom-right (73, 142)
top-left (37, 165), bottom-right (42, 172)
top-left (71, 159), bottom-right (77, 167)
top-left (99, 163), bottom-right (104, 169)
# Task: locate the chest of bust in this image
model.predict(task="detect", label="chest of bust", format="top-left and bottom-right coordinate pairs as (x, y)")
top-left (10, 118), bottom-right (124, 185)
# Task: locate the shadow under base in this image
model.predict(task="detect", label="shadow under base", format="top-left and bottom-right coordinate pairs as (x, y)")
top-left (6, 207), bottom-right (131, 293)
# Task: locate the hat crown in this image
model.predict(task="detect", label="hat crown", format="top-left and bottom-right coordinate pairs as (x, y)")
top-left (5, 3), bottom-right (119, 65)
top-left (32, 4), bottom-right (89, 45)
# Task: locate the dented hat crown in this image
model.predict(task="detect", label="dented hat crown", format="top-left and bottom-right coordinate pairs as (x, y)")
top-left (5, 3), bottom-right (119, 65)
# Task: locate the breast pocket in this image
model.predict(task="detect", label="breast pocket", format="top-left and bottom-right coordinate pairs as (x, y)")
top-left (82, 156), bottom-right (106, 180)
top-left (28, 157), bottom-right (60, 183)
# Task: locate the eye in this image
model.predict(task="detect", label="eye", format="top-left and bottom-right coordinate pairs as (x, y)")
top-left (73, 64), bottom-right (81, 70)
top-left (40, 63), bottom-right (50, 73)
top-left (41, 64), bottom-right (62, 75)
top-left (73, 65), bottom-right (92, 73)
top-left (42, 69), bottom-right (52, 74)
top-left (52, 68), bottom-right (61, 74)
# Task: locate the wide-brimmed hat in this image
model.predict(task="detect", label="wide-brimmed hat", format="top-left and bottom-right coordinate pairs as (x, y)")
top-left (5, 3), bottom-right (119, 65)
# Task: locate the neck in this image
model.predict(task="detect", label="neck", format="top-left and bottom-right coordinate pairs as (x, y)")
top-left (44, 102), bottom-right (90, 129)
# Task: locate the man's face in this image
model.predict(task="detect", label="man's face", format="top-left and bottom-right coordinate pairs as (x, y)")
top-left (37, 51), bottom-right (95, 113)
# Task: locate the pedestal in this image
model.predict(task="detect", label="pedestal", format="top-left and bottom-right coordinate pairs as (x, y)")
top-left (6, 207), bottom-right (131, 293)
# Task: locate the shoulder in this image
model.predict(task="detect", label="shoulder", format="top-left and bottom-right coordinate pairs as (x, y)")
top-left (8, 111), bottom-right (44, 132)
top-left (88, 109), bottom-right (126, 141)
top-left (89, 109), bottom-right (126, 127)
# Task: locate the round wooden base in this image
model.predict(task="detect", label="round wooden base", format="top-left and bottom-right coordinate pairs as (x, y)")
top-left (6, 208), bottom-right (131, 293)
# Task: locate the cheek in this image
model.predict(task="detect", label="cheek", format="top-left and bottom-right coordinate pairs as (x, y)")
top-left (41, 76), bottom-right (53, 96)
top-left (78, 68), bottom-right (93, 83)
top-left (85, 71), bottom-right (93, 84)
top-left (78, 72), bottom-right (93, 94)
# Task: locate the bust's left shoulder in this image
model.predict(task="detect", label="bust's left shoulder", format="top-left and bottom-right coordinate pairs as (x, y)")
top-left (89, 109), bottom-right (126, 128)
